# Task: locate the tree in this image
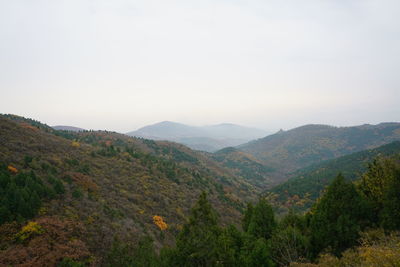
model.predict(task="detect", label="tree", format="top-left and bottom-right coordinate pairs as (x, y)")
top-left (242, 203), bottom-right (254, 232)
top-left (175, 192), bottom-right (221, 266)
top-left (247, 198), bottom-right (276, 240)
top-left (358, 156), bottom-right (400, 230)
top-left (104, 236), bottom-right (159, 267)
top-left (270, 210), bottom-right (309, 265)
top-left (309, 174), bottom-right (370, 256)
top-left (270, 226), bottom-right (309, 266)
top-left (216, 225), bottom-right (244, 267)
top-left (240, 237), bottom-right (274, 267)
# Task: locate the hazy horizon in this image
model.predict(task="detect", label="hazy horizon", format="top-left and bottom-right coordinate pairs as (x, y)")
top-left (1, 0), bottom-right (399, 132)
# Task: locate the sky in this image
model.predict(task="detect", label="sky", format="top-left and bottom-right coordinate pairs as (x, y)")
top-left (1, 0), bottom-right (399, 132)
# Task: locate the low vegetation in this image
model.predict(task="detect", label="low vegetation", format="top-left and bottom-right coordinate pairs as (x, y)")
top-left (0, 114), bottom-right (399, 266)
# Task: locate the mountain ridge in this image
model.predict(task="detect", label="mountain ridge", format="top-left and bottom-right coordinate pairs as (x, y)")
top-left (52, 125), bottom-right (86, 132)
top-left (127, 121), bottom-right (269, 152)
top-left (267, 141), bottom-right (400, 212)
top-left (0, 114), bottom-right (259, 264)
top-left (238, 122), bottom-right (400, 182)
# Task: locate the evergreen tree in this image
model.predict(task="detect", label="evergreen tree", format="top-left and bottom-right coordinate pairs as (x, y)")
top-left (216, 225), bottom-right (244, 267)
top-left (309, 174), bottom-right (370, 256)
top-left (270, 210), bottom-right (309, 265)
top-left (240, 237), bottom-right (274, 267)
top-left (358, 156), bottom-right (400, 230)
top-left (132, 236), bottom-right (159, 267)
top-left (247, 198), bottom-right (276, 240)
top-left (242, 203), bottom-right (254, 232)
top-left (175, 192), bottom-right (221, 266)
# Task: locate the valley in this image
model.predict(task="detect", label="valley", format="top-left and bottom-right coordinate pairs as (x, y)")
top-left (1, 114), bottom-right (400, 266)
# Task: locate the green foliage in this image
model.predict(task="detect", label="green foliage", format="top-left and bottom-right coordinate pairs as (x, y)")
top-left (0, 167), bottom-right (54, 224)
top-left (270, 141), bottom-right (400, 212)
top-left (242, 203), bottom-right (254, 232)
top-left (174, 192), bottom-right (222, 266)
top-left (215, 225), bottom-right (244, 266)
top-left (57, 258), bottom-right (86, 267)
top-left (72, 188), bottom-right (84, 199)
top-left (104, 236), bottom-right (159, 267)
top-left (309, 174), bottom-right (371, 257)
top-left (213, 148), bottom-right (274, 188)
top-left (240, 237), bottom-right (274, 267)
top-left (241, 123), bottom-right (400, 178)
top-left (270, 226), bottom-right (309, 266)
top-left (358, 156), bottom-right (400, 230)
top-left (247, 198), bottom-right (276, 240)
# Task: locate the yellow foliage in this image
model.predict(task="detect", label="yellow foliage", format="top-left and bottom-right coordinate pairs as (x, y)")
top-left (71, 141), bottom-right (80, 147)
top-left (86, 216), bottom-right (95, 224)
top-left (292, 230), bottom-right (400, 267)
top-left (15, 221), bottom-right (45, 241)
top-left (7, 165), bottom-right (18, 173)
top-left (38, 207), bottom-right (48, 215)
top-left (153, 215), bottom-right (168, 230)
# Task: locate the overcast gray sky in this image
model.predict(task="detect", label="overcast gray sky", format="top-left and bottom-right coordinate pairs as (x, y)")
top-left (1, 0), bottom-right (399, 132)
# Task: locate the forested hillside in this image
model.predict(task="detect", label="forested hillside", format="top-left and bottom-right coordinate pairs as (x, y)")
top-left (1, 114), bottom-right (400, 266)
top-left (239, 123), bottom-right (400, 182)
top-left (211, 147), bottom-right (276, 189)
top-left (52, 154), bottom-right (399, 266)
top-left (0, 115), bottom-right (257, 266)
top-left (268, 141), bottom-right (400, 212)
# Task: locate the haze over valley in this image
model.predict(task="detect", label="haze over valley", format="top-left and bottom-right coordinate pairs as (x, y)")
top-left (1, 0), bottom-right (400, 266)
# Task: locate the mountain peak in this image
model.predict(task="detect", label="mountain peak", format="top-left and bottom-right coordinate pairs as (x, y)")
top-left (127, 122), bottom-right (269, 152)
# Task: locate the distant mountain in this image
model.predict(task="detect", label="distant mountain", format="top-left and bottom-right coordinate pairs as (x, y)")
top-left (52, 125), bottom-right (85, 132)
top-left (238, 123), bottom-right (400, 181)
top-left (268, 141), bottom-right (400, 212)
top-left (127, 121), bottom-right (269, 152)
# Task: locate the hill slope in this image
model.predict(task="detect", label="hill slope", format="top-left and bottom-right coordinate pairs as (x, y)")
top-left (268, 141), bottom-right (400, 211)
top-left (0, 115), bottom-right (258, 265)
top-left (127, 121), bottom-right (268, 152)
top-left (52, 125), bottom-right (86, 132)
top-left (239, 123), bottom-right (400, 180)
top-left (211, 147), bottom-right (276, 189)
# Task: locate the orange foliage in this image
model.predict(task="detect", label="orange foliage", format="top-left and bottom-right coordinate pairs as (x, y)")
top-left (153, 215), bottom-right (168, 231)
top-left (67, 172), bottom-right (98, 193)
top-left (7, 165), bottom-right (18, 174)
top-left (71, 141), bottom-right (80, 147)
top-left (20, 122), bottom-right (38, 131)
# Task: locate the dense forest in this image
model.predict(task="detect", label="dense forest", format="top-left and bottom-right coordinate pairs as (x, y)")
top-left (0, 115), bottom-right (399, 266)
top-left (268, 141), bottom-right (400, 213)
top-left (100, 155), bottom-right (400, 266)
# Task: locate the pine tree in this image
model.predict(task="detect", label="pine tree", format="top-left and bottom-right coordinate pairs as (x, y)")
top-left (175, 192), bottom-right (221, 266)
top-left (247, 198), bottom-right (276, 240)
top-left (242, 203), bottom-right (254, 232)
top-left (358, 156), bottom-right (400, 230)
top-left (310, 174), bottom-right (369, 256)
top-left (240, 237), bottom-right (274, 267)
top-left (216, 225), bottom-right (244, 267)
